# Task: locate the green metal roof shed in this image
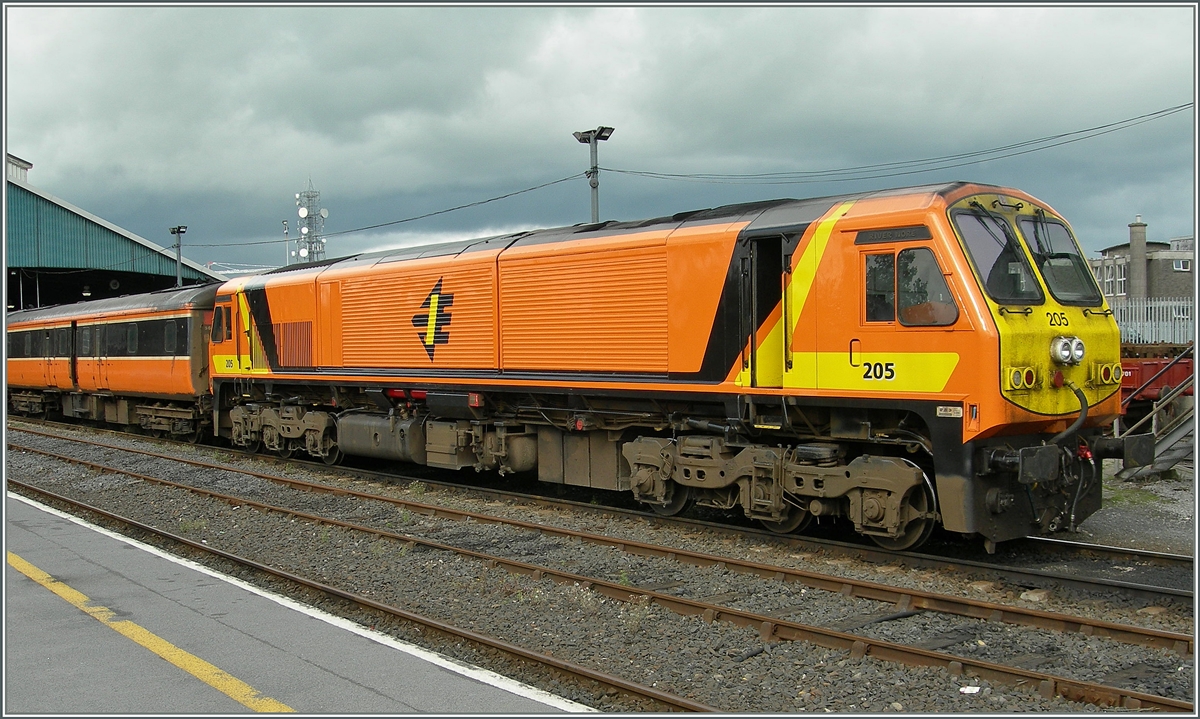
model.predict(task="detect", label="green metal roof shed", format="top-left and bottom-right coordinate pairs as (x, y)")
top-left (7, 178), bottom-right (223, 282)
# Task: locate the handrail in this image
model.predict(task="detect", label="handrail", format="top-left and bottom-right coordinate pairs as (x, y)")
top-left (1121, 342), bottom-right (1194, 408)
top-left (1119, 373), bottom-right (1195, 438)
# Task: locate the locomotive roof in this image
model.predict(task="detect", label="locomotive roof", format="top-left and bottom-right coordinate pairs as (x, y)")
top-left (6, 283), bottom-right (220, 325)
top-left (252, 180), bottom-right (991, 280)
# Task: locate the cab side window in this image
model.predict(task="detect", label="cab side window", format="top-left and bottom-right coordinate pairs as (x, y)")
top-left (897, 248), bottom-right (958, 326)
top-left (865, 254), bottom-right (895, 322)
top-left (212, 306), bottom-right (227, 343)
top-left (864, 248), bottom-right (958, 326)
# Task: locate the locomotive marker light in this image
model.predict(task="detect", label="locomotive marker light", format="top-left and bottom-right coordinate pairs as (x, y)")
top-left (573, 126), bottom-right (614, 223)
top-left (169, 226), bottom-right (187, 287)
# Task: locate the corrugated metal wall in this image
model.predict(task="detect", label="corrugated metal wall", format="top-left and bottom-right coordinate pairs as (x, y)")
top-left (6, 183), bottom-right (210, 280)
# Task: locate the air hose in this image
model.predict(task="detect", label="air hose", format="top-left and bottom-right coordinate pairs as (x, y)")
top-left (1049, 380), bottom-right (1088, 446)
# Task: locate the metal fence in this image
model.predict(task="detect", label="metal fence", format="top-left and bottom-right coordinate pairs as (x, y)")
top-left (1110, 297), bottom-right (1195, 344)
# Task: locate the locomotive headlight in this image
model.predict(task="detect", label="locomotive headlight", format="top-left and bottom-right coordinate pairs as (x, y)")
top-left (1051, 337), bottom-right (1074, 365)
top-left (1070, 338), bottom-right (1085, 363)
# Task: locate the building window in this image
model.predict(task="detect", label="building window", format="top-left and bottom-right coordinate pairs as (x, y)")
top-left (1173, 259), bottom-right (1191, 272)
top-left (1115, 262), bottom-right (1127, 296)
top-left (1103, 264), bottom-right (1114, 295)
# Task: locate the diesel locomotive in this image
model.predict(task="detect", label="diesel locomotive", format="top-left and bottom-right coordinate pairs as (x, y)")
top-left (6, 181), bottom-right (1153, 551)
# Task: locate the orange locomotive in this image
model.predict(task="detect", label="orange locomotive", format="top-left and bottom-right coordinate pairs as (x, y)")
top-left (7, 182), bottom-right (1153, 551)
top-left (206, 181), bottom-right (1150, 551)
top-left (7, 285), bottom-right (217, 439)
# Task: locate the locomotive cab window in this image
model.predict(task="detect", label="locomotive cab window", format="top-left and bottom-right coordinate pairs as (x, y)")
top-left (865, 254), bottom-right (895, 321)
top-left (865, 249), bottom-right (959, 326)
top-left (1017, 215), bottom-right (1102, 306)
top-left (212, 306), bottom-right (230, 343)
top-left (897, 248), bottom-right (958, 326)
top-left (952, 209), bottom-right (1043, 304)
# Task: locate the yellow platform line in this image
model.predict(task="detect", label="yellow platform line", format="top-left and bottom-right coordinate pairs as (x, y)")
top-left (7, 550), bottom-right (295, 713)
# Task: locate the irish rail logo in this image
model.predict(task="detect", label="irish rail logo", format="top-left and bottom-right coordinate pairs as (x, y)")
top-left (412, 278), bottom-right (454, 360)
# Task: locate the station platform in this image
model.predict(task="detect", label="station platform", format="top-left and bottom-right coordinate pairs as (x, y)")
top-left (5, 492), bottom-right (590, 714)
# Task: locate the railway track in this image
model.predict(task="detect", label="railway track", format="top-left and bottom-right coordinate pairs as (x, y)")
top-left (7, 427), bottom-right (1194, 711)
top-left (10, 419), bottom-right (1194, 606)
top-left (7, 478), bottom-right (714, 713)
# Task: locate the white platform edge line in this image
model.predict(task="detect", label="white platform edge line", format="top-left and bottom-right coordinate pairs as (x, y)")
top-left (7, 491), bottom-right (597, 713)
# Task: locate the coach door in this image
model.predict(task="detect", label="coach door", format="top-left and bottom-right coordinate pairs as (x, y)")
top-left (741, 235), bottom-right (788, 388)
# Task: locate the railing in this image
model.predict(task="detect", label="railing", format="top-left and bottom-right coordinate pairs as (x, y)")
top-left (1109, 297), bottom-right (1195, 344)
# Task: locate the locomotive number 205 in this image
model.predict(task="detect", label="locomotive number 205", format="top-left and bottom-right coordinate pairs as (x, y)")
top-left (862, 361), bottom-right (896, 380)
top-left (1046, 311), bottom-right (1069, 327)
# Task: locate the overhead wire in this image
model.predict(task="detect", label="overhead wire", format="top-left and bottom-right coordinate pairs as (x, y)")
top-left (186, 102), bottom-right (1191, 248)
top-left (603, 102), bottom-right (1193, 185)
top-left (188, 173), bottom-right (585, 247)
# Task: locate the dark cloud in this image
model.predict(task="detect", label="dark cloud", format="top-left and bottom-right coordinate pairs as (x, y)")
top-left (5, 6), bottom-right (1193, 270)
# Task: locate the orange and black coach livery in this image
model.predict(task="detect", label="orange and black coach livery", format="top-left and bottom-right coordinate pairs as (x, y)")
top-left (7, 181), bottom-right (1152, 551)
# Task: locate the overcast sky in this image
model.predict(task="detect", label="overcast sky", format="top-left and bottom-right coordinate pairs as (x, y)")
top-left (4, 5), bottom-right (1196, 272)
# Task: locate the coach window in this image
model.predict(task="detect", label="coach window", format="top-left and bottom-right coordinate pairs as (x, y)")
top-left (897, 248), bottom-right (959, 326)
top-left (865, 254), bottom-right (895, 322)
top-left (164, 320), bottom-right (177, 355)
top-left (126, 323), bottom-right (139, 355)
top-left (79, 327), bottom-right (92, 356)
top-left (57, 328), bottom-right (72, 357)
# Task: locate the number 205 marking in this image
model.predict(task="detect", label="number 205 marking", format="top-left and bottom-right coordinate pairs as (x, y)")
top-left (1046, 311), bottom-right (1069, 327)
top-left (862, 361), bottom-right (895, 380)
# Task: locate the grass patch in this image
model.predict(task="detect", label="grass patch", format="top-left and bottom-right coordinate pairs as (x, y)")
top-left (178, 517), bottom-right (208, 533)
top-left (1103, 483), bottom-right (1162, 506)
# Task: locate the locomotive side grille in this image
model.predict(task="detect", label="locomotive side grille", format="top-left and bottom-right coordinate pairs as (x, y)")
top-left (274, 321), bottom-right (313, 368)
top-left (499, 243), bottom-right (669, 372)
top-left (341, 262), bottom-right (497, 368)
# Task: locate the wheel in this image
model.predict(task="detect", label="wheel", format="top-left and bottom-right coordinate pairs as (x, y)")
top-left (648, 483), bottom-right (692, 516)
top-left (869, 483), bottom-right (936, 551)
top-left (184, 428), bottom-right (203, 444)
top-left (759, 505), bottom-right (813, 534)
top-left (321, 446), bottom-right (343, 466)
top-left (277, 443), bottom-right (295, 460)
top-left (243, 439), bottom-right (262, 454)
top-left (147, 429), bottom-right (164, 439)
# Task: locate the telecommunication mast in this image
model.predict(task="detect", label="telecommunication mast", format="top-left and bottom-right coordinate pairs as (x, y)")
top-left (293, 180), bottom-right (329, 263)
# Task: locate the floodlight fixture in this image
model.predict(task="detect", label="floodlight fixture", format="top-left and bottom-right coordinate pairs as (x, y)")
top-left (572, 125), bottom-right (615, 223)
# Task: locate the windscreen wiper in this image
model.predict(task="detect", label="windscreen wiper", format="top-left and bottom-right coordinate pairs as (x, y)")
top-left (1030, 207), bottom-right (1052, 256)
top-left (968, 200), bottom-right (1020, 252)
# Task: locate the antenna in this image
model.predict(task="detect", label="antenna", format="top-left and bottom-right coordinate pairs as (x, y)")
top-left (294, 182), bottom-right (329, 262)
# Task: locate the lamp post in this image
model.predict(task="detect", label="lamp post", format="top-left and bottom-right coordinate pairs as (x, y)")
top-left (169, 226), bottom-right (187, 287)
top-left (573, 126), bottom-right (614, 223)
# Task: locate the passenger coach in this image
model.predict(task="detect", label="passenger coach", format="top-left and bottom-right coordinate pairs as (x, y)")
top-left (7, 284), bottom-right (217, 439)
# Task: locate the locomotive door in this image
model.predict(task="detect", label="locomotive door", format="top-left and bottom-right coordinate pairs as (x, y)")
top-left (816, 240), bottom-right (963, 394)
top-left (742, 235), bottom-right (786, 388)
